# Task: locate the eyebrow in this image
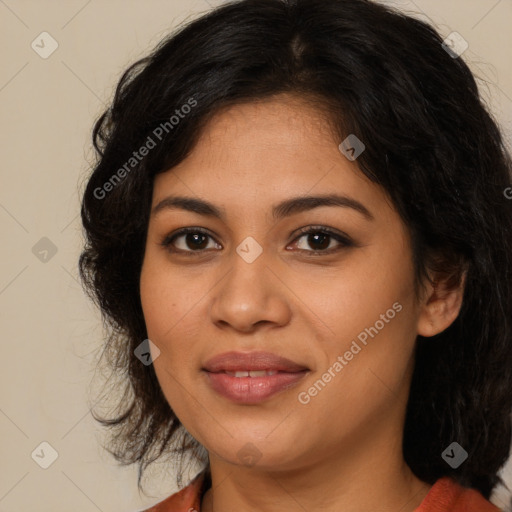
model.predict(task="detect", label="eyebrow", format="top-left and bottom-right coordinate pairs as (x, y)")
top-left (151, 193), bottom-right (374, 222)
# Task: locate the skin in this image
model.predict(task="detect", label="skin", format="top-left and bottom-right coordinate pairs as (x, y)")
top-left (139, 93), bottom-right (465, 512)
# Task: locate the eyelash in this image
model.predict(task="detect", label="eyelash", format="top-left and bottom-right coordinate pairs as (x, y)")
top-left (160, 225), bottom-right (353, 257)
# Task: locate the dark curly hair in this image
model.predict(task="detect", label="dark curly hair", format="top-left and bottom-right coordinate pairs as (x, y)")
top-left (79, 0), bottom-right (512, 499)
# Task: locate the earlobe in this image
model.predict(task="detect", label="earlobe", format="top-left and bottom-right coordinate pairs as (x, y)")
top-left (416, 271), bottom-right (466, 338)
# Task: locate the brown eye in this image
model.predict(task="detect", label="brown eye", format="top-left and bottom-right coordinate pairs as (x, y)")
top-left (291, 226), bottom-right (353, 254)
top-left (161, 225), bottom-right (353, 257)
top-left (178, 232), bottom-right (210, 250)
top-left (161, 228), bottom-right (221, 254)
top-left (297, 232), bottom-right (333, 251)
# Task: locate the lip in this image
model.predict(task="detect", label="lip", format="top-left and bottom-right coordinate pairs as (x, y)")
top-left (202, 351), bottom-right (309, 404)
top-left (202, 351), bottom-right (309, 373)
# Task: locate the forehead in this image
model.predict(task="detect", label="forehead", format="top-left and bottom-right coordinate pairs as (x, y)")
top-left (151, 94), bottom-right (394, 226)
top-left (197, 95), bottom-right (336, 147)
top-left (155, 95), bottom-right (373, 198)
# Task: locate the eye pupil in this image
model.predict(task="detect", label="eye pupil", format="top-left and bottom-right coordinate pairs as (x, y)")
top-left (187, 233), bottom-right (208, 250)
top-left (308, 233), bottom-right (330, 250)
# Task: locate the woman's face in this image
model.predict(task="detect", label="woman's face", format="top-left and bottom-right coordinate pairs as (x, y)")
top-left (140, 94), bottom-right (430, 473)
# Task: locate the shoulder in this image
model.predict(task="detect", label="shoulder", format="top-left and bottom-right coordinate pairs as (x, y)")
top-left (415, 476), bottom-right (502, 512)
top-left (137, 470), bottom-right (207, 512)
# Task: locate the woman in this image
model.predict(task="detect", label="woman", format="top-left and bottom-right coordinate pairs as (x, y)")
top-left (79, 0), bottom-right (512, 510)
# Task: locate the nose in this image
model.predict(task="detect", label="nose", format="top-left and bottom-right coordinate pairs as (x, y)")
top-left (209, 248), bottom-right (292, 333)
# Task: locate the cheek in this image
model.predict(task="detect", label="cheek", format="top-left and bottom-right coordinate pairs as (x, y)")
top-left (302, 249), bottom-right (413, 350)
top-left (297, 304), bottom-right (416, 443)
top-left (140, 255), bottom-right (195, 337)
top-left (139, 263), bottom-right (199, 410)
top-left (140, 262), bottom-right (168, 339)
top-left (139, 256), bottom-right (209, 382)
top-left (300, 247), bottom-right (417, 407)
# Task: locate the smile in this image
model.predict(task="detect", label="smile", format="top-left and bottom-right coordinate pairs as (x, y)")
top-left (203, 370), bottom-right (309, 404)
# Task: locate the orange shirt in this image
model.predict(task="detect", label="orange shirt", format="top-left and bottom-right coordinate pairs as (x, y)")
top-left (140, 469), bottom-right (502, 512)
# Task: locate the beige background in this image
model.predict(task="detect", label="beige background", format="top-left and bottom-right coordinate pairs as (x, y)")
top-left (1, 0), bottom-right (511, 511)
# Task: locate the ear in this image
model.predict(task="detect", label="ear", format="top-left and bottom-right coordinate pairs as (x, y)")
top-left (416, 270), bottom-right (467, 337)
